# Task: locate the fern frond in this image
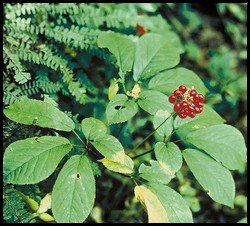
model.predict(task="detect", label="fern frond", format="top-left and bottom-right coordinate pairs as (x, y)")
top-left (3, 186), bottom-right (32, 223)
top-left (15, 46), bottom-right (93, 104)
top-left (3, 80), bottom-right (63, 106)
top-left (3, 46), bottom-right (31, 84)
top-left (4, 3), bottom-right (46, 19)
top-left (43, 25), bottom-right (100, 50)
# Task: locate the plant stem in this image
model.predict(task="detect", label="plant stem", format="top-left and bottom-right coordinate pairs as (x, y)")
top-left (122, 82), bottom-right (127, 93)
top-left (73, 144), bottom-right (85, 148)
top-left (130, 112), bottom-right (176, 153)
top-left (72, 130), bottom-right (85, 146)
top-left (119, 75), bottom-right (127, 93)
top-left (173, 137), bottom-right (188, 144)
top-left (132, 148), bottom-right (154, 160)
top-left (132, 179), bottom-right (138, 186)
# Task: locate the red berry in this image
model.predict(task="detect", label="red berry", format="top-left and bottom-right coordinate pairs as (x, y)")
top-left (189, 106), bottom-right (195, 112)
top-left (174, 102), bottom-right (181, 112)
top-left (189, 90), bottom-right (197, 96)
top-left (179, 112), bottom-right (187, 119)
top-left (196, 102), bottom-right (204, 108)
top-left (183, 108), bottom-right (189, 114)
top-left (194, 107), bottom-right (202, 114)
top-left (173, 90), bottom-right (183, 96)
top-left (190, 103), bottom-right (196, 108)
top-left (169, 85), bottom-right (205, 118)
top-left (181, 101), bottom-right (188, 108)
top-left (188, 111), bottom-right (196, 118)
top-left (179, 85), bottom-right (187, 93)
top-left (194, 93), bottom-right (205, 102)
top-left (188, 105), bottom-right (194, 112)
top-left (168, 95), bottom-right (176, 103)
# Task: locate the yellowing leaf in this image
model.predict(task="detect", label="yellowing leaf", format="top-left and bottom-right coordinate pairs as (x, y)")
top-left (126, 84), bottom-right (141, 99)
top-left (39, 213), bottom-right (55, 222)
top-left (108, 80), bottom-right (119, 100)
top-left (37, 193), bottom-right (52, 214)
top-left (92, 135), bottom-right (126, 163)
top-left (98, 155), bottom-right (134, 174)
top-left (135, 184), bottom-right (193, 223)
top-left (135, 185), bottom-right (168, 223)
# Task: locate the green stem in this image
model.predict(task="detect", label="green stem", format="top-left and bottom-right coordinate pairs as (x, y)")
top-left (132, 179), bottom-right (138, 186)
top-left (73, 144), bottom-right (85, 148)
top-left (122, 81), bottom-right (127, 93)
top-left (72, 130), bottom-right (85, 146)
top-left (132, 148), bottom-right (154, 160)
top-left (130, 112), bottom-right (176, 153)
top-left (117, 173), bottom-right (132, 179)
top-left (26, 213), bottom-right (39, 223)
top-left (173, 137), bottom-right (188, 144)
top-left (119, 73), bottom-right (127, 93)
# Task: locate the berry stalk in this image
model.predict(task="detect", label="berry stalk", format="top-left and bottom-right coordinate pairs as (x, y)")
top-left (130, 111), bottom-right (176, 153)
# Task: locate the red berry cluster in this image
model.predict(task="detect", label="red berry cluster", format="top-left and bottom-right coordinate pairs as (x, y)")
top-left (168, 85), bottom-right (205, 119)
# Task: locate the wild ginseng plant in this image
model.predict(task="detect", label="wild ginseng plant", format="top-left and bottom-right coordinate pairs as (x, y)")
top-left (3, 3), bottom-right (247, 223)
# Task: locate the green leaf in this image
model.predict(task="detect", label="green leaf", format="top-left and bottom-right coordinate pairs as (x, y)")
top-left (158, 30), bottom-right (184, 54)
top-left (186, 125), bottom-right (247, 170)
top-left (3, 136), bottom-right (72, 184)
top-left (81, 117), bottom-right (107, 141)
top-left (238, 217), bottom-right (247, 223)
top-left (106, 94), bottom-right (138, 124)
top-left (164, 31), bottom-right (184, 54)
top-left (137, 14), bottom-right (171, 32)
top-left (98, 155), bottom-right (134, 174)
top-left (97, 32), bottom-right (135, 76)
top-left (184, 197), bottom-right (201, 213)
top-left (154, 142), bottom-right (182, 176)
top-left (139, 160), bottom-right (173, 184)
top-left (183, 149), bottom-right (235, 208)
top-left (133, 34), bottom-right (180, 81)
top-left (135, 184), bottom-right (193, 223)
top-left (148, 67), bottom-right (208, 95)
top-left (153, 110), bottom-right (173, 138)
top-left (174, 105), bottom-right (225, 137)
top-left (52, 155), bottom-right (95, 223)
top-left (138, 90), bottom-right (172, 115)
top-left (4, 99), bottom-right (75, 132)
top-left (92, 134), bottom-right (125, 163)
